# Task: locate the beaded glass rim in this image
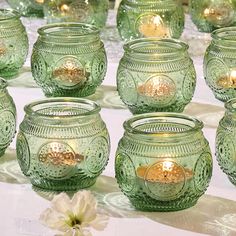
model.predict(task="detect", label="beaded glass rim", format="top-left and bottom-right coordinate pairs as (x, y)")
top-left (124, 38), bottom-right (189, 56)
top-left (211, 27), bottom-right (236, 42)
top-left (24, 98), bottom-right (101, 118)
top-left (38, 23), bottom-right (100, 38)
top-left (124, 113), bottom-right (203, 136)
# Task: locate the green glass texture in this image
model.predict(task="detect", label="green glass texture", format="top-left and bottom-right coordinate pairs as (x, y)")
top-left (43, 0), bottom-right (109, 29)
top-left (216, 99), bottom-right (236, 186)
top-left (117, 0), bottom-right (185, 41)
top-left (0, 9), bottom-right (29, 79)
top-left (190, 0), bottom-right (236, 33)
top-left (115, 113), bottom-right (213, 212)
top-left (0, 78), bottom-right (17, 157)
top-left (204, 27), bottom-right (236, 102)
top-left (6, 0), bottom-right (44, 17)
top-left (16, 98), bottom-right (110, 191)
top-left (31, 23), bottom-right (107, 97)
top-left (117, 38), bottom-right (196, 114)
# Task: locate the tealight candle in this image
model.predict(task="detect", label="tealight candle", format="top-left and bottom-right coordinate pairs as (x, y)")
top-left (203, 3), bottom-right (234, 27)
top-left (137, 162), bottom-right (193, 184)
top-left (217, 70), bottom-right (236, 89)
top-left (138, 15), bottom-right (170, 38)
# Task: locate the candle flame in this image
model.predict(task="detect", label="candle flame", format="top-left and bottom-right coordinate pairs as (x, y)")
top-left (35, 0), bottom-right (44, 3)
top-left (162, 161), bottom-right (174, 172)
top-left (60, 4), bottom-right (70, 13)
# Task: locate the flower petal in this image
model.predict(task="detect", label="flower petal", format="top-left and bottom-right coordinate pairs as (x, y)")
top-left (51, 193), bottom-right (72, 214)
top-left (90, 214), bottom-right (109, 231)
top-left (40, 208), bottom-right (69, 232)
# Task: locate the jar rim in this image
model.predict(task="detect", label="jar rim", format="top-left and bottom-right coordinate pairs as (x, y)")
top-left (123, 38), bottom-right (189, 56)
top-left (0, 77), bottom-right (7, 89)
top-left (0, 9), bottom-right (21, 21)
top-left (38, 23), bottom-right (100, 38)
top-left (211, 27), bottom-right (236, 42)
top-left (24, 98), bottom-right (101, 119)
top-left (124, 113), bottom-right (203, 136)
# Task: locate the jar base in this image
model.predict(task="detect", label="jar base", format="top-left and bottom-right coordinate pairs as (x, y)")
top-left (130, 199), bottom-right (198, 212)
top-left (0, 70), bottom-right (19, 79)
top-left (30, 177), bottom-right (97, 192)
top-left (43, 88), bottom-right (97, 98)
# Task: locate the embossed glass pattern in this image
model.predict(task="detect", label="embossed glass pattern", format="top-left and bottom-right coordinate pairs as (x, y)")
top-left (31, 23), bottom-right (107, 97)
top-left (115, 113), bottom-right (213, 211)
top-left (0, 9), bottom-right (28, 78)
top-left (117, 38), bottom-right (196, 114)
top-left (204, 27), bottom-right (236, 102)
top-left (117, 0), bottom-right (185, 41)
top-left (0, 78), bottom-right (16, 157)
top-left (190, 0), bottom-right (236, 33)
top-left (44, 0), bottom-right (109, 29)
top-left (216, 99), bottom-right (236, 186)
top-left (6, 0), bottom-right (44, 17)
top-left (16, 98), bottom-right (110, 191)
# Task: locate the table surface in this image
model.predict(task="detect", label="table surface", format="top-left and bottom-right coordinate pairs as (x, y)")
top-left (0, 2), bottom-right (236, 236)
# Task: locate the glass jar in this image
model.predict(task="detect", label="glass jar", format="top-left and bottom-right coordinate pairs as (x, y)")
top-left (0, 9), bottom-right (29, 79)
top-left (190, 0), bottom-right (236, 33)
top-left (16, 98), bottom-right (110, 191)
top-left (43, 0), bottom-right (109, 29)
top-left (115, 113), bottom-right (213, 211)
top-left (117, 38), bottom-right (196, 114)
top-left (117, 0), bottom-right (185, 41)
top-left (6, 0), bottom-right (44, 17)
top-left (0, 78), bottom-right (16, 157)
top-left (31, 23), bottom-right (107, 97)
top-left (216, 99), bottom-right (236, 186)
top-left (204, 27), bottom-right (236, 102)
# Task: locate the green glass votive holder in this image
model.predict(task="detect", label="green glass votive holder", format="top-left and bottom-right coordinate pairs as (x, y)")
top-left (6, 0), bottom-right (44, 17)
top-left (117, 0), bottom-right (185, 41)
top-left (0, 78), bottom-right (16, 157)
top-left (204, 27), bottom-right (236, 102)
top-left (43, 0), bottom-right (109, 29)
top-left (117, 38), bottom-right (196, 114)
top-left (115, 113), bottom-right (213, 212)
top-left (216, 99), bottom-right (236, 186)
top-left (16, 98), bottom-right (110, 191)
top-left (0, 9), bottom-right (28, 79)
top-left (31, 23), bottom-right (107, 97)
top-left (190, 0), bottom-right (236, 33)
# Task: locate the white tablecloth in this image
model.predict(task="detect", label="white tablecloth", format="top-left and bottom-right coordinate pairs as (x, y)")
top-left (0, 2), bottom-right (236, 236)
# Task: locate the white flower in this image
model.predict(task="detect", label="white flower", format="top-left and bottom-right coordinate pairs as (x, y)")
top-left (40, 191), bottom-right (109, 236)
